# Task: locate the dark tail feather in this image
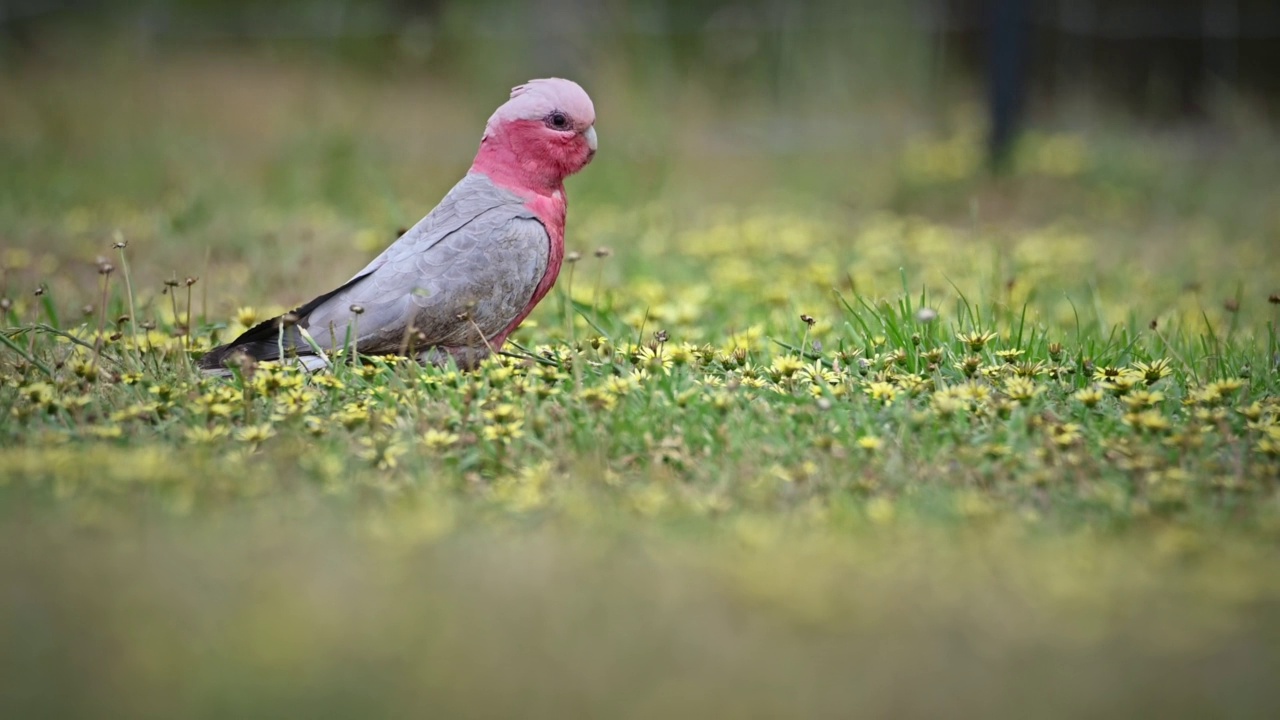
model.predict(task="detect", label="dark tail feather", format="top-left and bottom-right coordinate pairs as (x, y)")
top-left (198, 316), bottom-right (305, 371)
top-left (198, 271), bottom-right (372, 372)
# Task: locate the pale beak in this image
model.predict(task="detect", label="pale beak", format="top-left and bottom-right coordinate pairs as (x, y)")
top-left (584, 126), bottom-right (598, 153)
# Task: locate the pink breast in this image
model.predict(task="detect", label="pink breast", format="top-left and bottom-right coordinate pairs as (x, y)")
top-left (491, 189), bottom-right (566, 346)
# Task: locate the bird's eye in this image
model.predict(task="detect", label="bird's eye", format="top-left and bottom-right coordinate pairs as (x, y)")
top-left (547, 112), bottom-right (569, 130)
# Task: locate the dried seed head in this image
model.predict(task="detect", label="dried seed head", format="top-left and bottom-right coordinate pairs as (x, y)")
top-left (142, 320), bottom-right (157, 330)
top-left (914, 307), bottom-right (938, 323)
top-left (1224, 298), bottom-right (1240, 313)
top-left (97, 262), bottom-right (114, 275)
top-left (0, 297), bottom-right (11, 312)
top-left (594, 247), bottom-right (612, 258)
top-left (276, 313), bottom-right (299, 328)
top-left (82, 304), bottom-right (95, 316)
top-left (164, 279), bottom-right (180, 287)
top-left (654, 329), bottom-right (669, 343)
top-left (1268, 293), bottom-right (1279, 305)
top-left (233, 350), bottom-right (257, 375)
top-left (1048, 342), bottom-right (1063, 361)
top-left (184, 276), bottom-right (198, 287)
top-left (800, 314), bottom-right (815, 327)
top-left (350, 304), bottom-right (365, 315)
top-left (33, 286), bottom-right (45, 296)
top-left (116, 315), bottom-right (130, 326)
top-left (566, 251), bottom-right (582, 263)
top-left (1149, 319), bottom-right (1158, 330)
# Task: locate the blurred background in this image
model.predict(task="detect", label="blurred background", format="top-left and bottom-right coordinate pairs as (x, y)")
top-left (4, 0), bottom-right (1279, 202)
top-left (4, 3), bottom-right (1280, 718)
top-left (1, 0), bottom-right (1277, 335)
top-left (4, 0), bottom-right (1279, 303)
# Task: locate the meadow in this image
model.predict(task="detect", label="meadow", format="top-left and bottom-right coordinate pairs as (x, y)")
top-left (3, 39), bottom-right (1280, 717)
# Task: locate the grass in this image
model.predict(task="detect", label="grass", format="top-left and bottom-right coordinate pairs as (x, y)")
top-left (2, 44), bottom-right (1280, 717)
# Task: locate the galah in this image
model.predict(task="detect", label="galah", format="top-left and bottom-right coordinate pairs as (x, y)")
top-left (199, 78), bottom-right (597, 373)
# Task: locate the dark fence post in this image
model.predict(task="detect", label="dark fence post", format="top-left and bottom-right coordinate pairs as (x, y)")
top-left (987, 0), bottom-right (1030, 172)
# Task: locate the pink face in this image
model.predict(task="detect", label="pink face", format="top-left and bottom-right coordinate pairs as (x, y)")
top-left (482, 78), bottom-right (598, 183)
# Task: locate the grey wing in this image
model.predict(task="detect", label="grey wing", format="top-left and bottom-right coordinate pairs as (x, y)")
top-left (300, 213), bottom-right (550, 355)
top-left (346, 173), bottom-right (526, 282)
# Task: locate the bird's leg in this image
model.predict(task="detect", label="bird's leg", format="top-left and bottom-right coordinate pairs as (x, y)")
top-left (418, 346), bottom-right (491, 371)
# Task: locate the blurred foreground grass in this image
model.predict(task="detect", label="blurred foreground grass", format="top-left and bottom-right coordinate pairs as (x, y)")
top-left (2, 46), bottom-right (1280, 716)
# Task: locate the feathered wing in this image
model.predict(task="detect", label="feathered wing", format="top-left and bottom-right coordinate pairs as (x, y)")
top-left (200, 173), bottom-right (550, 370)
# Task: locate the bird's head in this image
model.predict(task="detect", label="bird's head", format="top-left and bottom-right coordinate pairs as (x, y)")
top-left (476, 78), bottom-right (597, 189)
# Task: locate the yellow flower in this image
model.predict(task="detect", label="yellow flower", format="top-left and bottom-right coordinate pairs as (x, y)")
top-left (482, 422), bottom-right (525, 444)
top-left (1132, 358), bottom-right (1173, 384)
top-left (422, 429), bottom-right (460, 450)
top-left (1093, 365), bottom-right (1124, 383)
top-left (205, 402), bottom-right (235, 419)
top-left (957, 330), bottom-right (997, 352)
top-left (994, 349), bottom-right (1024, 363)
top-left (312, 374), bottom-right (345, 390)
top-left (482, 402), bottom-right (524, 425)
top-left (234, 306), bottom-right (260, 327)
top-left (635, 345), bottom-right (673, 374)
top-left (335, 402), bottom-right (371, 429)
top-left (932, 393), bottom-right (967, 418)
top-left (768, 355), bottom-right (807, 382)
top-left (577, 387), bottom-right (617, 411)
top-left (235, 423), bottom-right (276, 444)
top-left (856, 435), bottom-right (884, 452)
top-left (492, 461), bottom-right (552, 512)
top-left (864, 381), bottom-right (898, 405)
top-left (86, 425), bottom-right (123, 440)
top-left (358, 437), bottom-right (407, 470)
top-left (1187, 385), bottom-right (1223, 406)
top-left (1049, 422), bottom-right (1083, 447)
top-left (301, 416), bottom-right (327, 437)
top-left (1003, 377), bottom-right (1043, 405)
top-left (955, 381), bottom-right (992, 405)
top-left (866, 496), bottom-right (895, 524)
top-left (667, 342), bottom-right (698, 366)
top-left (1073, 386), bottom-right (1104, 408)
top-left (1122, 390), bottom-right (1165, 411)
top-left (604, 374), bottom-right (641, 396)
top-left (1123, 410), bottom-right (1171, 434)
top-left (184, 426), bottom-right (230, 443)
top-left (1103, 372), bottom-right (1144, 396)
top-left (1208, 378), bottom-right (1246, 397)
top-left (485, 365), bottom-right (517, 388)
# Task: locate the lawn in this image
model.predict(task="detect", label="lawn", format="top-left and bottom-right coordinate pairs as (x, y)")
top-left (2, 42), bottom-right (1280, 717)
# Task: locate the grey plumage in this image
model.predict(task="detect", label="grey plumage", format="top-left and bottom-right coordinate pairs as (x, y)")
top-left (200, 173), bottom-right (549, 372)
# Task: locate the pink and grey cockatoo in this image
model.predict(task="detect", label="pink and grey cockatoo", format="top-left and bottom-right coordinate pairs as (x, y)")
top-left (199, 78), bottom-right (596, 373)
